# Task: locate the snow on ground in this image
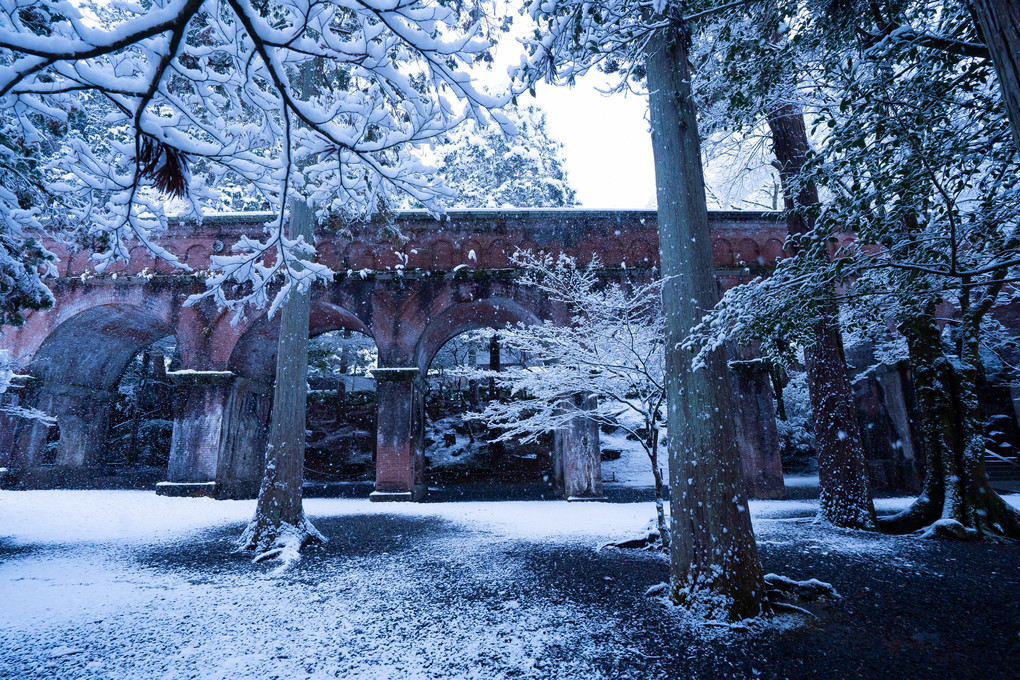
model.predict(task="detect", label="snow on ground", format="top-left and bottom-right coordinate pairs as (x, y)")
top-left (2, 489), bottom-right (1019, 679)
top-left (783, 474), bottom-right (819, 487)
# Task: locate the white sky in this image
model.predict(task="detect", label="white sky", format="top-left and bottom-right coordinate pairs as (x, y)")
top-left (485, 16), bottom-right (772, 212)
top-left (485, 13), bottom-right (657, 210)
top-left (518, 79), bottom-right (657, 210)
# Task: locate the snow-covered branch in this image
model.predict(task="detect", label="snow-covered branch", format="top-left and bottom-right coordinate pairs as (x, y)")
top-left (1, 0), bottom-right (520, 319)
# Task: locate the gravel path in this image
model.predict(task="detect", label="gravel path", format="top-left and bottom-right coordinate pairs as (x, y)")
top-left (0, 494), bottom-right (1018, 680)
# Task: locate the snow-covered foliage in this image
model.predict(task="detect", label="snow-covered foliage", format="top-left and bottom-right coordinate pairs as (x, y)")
top-left (683, 0), bottom-right (1020, 539)
top-left (0, 348), bottom-right (53, 423)
top-left (307, 330), bottom-right (377, 386)
top-left (452, 250), bottom-right (669, 539)
top-left (775, 372), bottom-right (815, 468)
top-left (430, 104), bottom-right (576, 208)
top-left (0, 0), bottom-right (517, 319)
top-left (455, 252), bottom-right (663, 452)
top-left (685, 0), bottom-right (1020, 367)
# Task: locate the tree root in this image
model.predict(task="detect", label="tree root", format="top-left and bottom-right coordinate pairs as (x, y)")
top-left (600, 530), bottom-right (667, 553)
top-left (916, 519), bottom-right (980, 541)
top-left (764, 573), bottom-right (840, 606)
top-left (237, 515), bottom-right (326, 572)
top-left (877, 495), bottom-right (940, 534)
top-left (878, 487), bottom-right (1020, 540)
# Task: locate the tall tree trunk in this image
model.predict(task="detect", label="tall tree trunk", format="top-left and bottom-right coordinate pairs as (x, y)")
top-left (488, 334), bottom-right (501, 401)
top-left (467, 345), bottom-right (480, 410)
top-left (880, 303), bottom-right (962, 533)
top-left (952, 278), bottom-right (1020, 537)
top-left (971, 0), bottom-right (1020, 151)
top-left (239, 63), bottom-right (324, 559)
top-left (881, 294), bottom-right (1020, 538)
top-left (336, 331), bottom-right (349, 423)
top-left (646, 18), bottom-right (767, 621)
top-left (767, 102), bottom-right (876, 529)
top-left (488, 334), bottom-right (504, 457)
top-left (238, 197), bottom-right (324, 557)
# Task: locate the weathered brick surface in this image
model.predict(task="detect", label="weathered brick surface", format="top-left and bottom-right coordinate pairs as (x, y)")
top-left (1, 210), bottom-right (787, 499)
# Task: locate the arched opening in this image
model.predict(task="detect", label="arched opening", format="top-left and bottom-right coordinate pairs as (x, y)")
top-left (104, 336), bottom-right (179, 471)
top-left (415, 298), bottom-right (554, 494)
top-left (422, 328), bottom-right (553, 489)
top-left (305, 329), bottom-right (378, 486)
top-left (228, 300), bottom-right (379, 494)
top-left (16, 303), bottom-right (177, 487)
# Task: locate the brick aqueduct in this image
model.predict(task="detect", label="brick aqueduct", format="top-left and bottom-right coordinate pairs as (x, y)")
top-left (0, 210), bottom-right (789, 501)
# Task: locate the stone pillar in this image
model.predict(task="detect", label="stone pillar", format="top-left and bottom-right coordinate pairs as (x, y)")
top-left (50, 387), bottom-right (118, 468)
top-left (0, 376), bottom-right (38, 469)
top-left (215, 378), bottom-right (272, 500)
top-left (555, 393), bottom-right (603, 500)
top-left (730, 356), bottom-right (786, 500)
top-left (160, 370), bottom-right (238, 497)
top-left (371, 367), bottom-right (427, 502)
top-left (856, 363), bottom-right (923, 492)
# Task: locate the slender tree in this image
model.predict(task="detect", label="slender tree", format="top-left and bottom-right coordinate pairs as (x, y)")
top-left (517, 2), bottom-right (768, 619)
top-left (454, 251), bottom-right (670, 545)
top-left (237, 60), bottom-right (322, 557)
top-left (238, 199), bottom-right (324, 559)
top-left (970, 0), bottom-right (1020, 150)
top-left (693, 1), bottom-right (876, 528)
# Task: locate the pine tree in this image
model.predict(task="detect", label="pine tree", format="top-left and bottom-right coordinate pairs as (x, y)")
top-left (434, 105), bottom-right (577, 208)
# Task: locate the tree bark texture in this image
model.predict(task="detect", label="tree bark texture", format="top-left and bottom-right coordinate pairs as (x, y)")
top-left (767, 102), bottom-right (876, 529)
top-left (881, 302), bottom-right (1020, 538)
top-left (239, 61), bottom-right (323, 554)
top-left (972, 0), bottom-right (1020, 151)
top-left (646, 20), bottom-right (767, 621)
top-left (880, 305), bottom-right (962, 533)
top-left (240, 198), bottom-right (322, 552)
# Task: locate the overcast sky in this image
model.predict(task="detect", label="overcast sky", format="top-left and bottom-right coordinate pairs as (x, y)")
top-left (483, 11), bottom-right (778, 212)
top-left (518, 78), bottom-right (658, 210)
top-left (484, 13), bottom-right (658, 210)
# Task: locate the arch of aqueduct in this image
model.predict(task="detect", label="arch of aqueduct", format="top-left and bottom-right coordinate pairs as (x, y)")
top-left (0, 210), bottom-right (791, 501)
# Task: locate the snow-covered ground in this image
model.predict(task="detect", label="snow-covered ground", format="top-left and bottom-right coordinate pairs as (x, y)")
top-left (2, 489), bottom-right (1018, 679)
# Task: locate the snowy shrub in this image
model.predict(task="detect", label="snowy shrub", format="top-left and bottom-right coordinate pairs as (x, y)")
top-left (776, 372), bottom-right (815, 470)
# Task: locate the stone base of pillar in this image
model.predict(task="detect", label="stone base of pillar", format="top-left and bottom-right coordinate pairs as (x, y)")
top-left (555, 394), bottom-right (603, 500)
top-left (369, 488), bottom-right (426, 502)
top-left (8, 465), bottom-right (165, 490)
top-left (155, 481), bottom-right (218, 498)
top-left (565, 495), bottom-right (606, 502)
top-left (215, 478), bottom-right (262, 500)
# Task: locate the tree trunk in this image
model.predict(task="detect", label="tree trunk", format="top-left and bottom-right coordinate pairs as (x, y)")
top-left (336, 332), bottom-right (349, 423)
top-left (488, 334), bottom-right (501, 401)
top-left (488, 334), bottom-right (504, 457)
top-left (803, 316), bottom-right (876, 528)
top-left (238, 197), bottom-right (324, 557)
top-left (647, 419), bottom-right (670, 549)
top-left (880, 299), bottom-right (1020, 538)
top-left (953, 283), bottom-right (1020, 537)
top-left (646, 19), bottom-right (767, 621)
top-left (238, 62), bottom-right (324, 559)
top-left (767, 102), bottom-right (876, 529)
top-left (879, 304), bottom-right (961, 533)
top-left (468, 345), bottom-right (480, 410)
top-left (972, 0), bottom-right (1020, 151)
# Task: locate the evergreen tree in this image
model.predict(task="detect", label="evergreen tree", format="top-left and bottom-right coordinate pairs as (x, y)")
top-left (434, 105), bottom-right (576, 208)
